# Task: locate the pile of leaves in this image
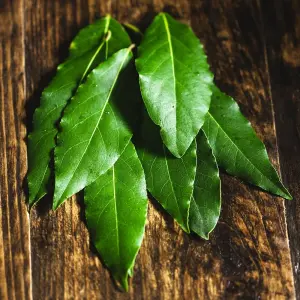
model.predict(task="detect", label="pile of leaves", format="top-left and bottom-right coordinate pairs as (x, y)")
top-left (27, 13), bottom-right (291, 290)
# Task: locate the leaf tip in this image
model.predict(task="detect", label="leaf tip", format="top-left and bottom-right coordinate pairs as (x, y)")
top-left (164, 144), bottom-right (183, 158)
top-left (173, 151), bottom-right (184, 159)
top-left (191, 229), bottom-right (210, 240)
top-left (277, 183), bottom-right (292, 200)
top-left (52, 198), bottom-right (62, 211)
top-left (122, 279), bottom-right (129, 292)
top-left (202, 233), bottom-right (210, 240)
top-left (180, 223), bottom-right (190, 234)
top-left (114, 274), bottom-right (129, 292)
top-left (283, 191), bottom-right (293, 200)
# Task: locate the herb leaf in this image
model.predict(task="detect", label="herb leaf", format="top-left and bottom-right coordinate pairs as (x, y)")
top-left (54, 46), bottom-right (139, 209)
top-left (203, 85), bottom-right (292, 200)
top-left (69, 16), bottom-right (130, 59)
top-left (136, 12), bottom-right (213, 158)
top-left (84, 142), bottom-right (148, 291)
top-left (189, 131), bottom-right (221, 239)
top-left (138, 115), bottom-right (196, 232)
top-left (27, 16), bottom-right (130, 207)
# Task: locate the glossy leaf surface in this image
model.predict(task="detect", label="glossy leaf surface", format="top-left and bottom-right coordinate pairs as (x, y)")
top-left (203, 85), bottom-right (291, 200)
top-left (54, 47), bottom-right (139, 209)
top-left (137, 115), bottom-right (196, 232)
top-left (136, 12), bottom-right (213, 158)
top-left (85, 142), bottom-right (148, 291)
top-left (189, 131), bottom-right (221, 239)
top-left (27, 16), bottom-right (130, 207)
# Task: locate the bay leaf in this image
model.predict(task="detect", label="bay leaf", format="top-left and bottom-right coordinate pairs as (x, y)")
top-left (203, 85), bottom-right (292, 200)
top-left (54, 46), bottom-right (139, 209)
top-left (190, 131), bottom-right (221, 239)
top-left (137, 114), bottom-right (196, 232)
top-left (136, 12), bottom-right (213, 158)
top-left (27, 16), bottom-right (130, 207)
top-left (85, 142), bottom-right (148, 291)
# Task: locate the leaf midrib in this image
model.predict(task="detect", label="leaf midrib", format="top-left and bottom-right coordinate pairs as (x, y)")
top-left (207, 111), bottom-right (279, 190)
top-left (55, 48), bottom-right (131, 205)
top-left (112, 166), bottom-right (120, 264)
top-left (162, 145), bottom-right (186, 229)
top-left (162, 14), bottom-right (177, 141)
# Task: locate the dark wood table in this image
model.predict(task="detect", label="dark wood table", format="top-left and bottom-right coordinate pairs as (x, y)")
top-left (1, 0), bottom-right (300, 299)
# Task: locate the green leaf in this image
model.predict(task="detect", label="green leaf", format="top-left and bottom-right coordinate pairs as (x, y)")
top-left (27, 16), bottom-right (131, 207)
top-left (203, 85), bottom-right (292, 200)
top-left (53, 46), bottom-right (139, 209)
top-left (137, 114), bottom-right (196, 232)
top-left (135, 12), bottom-right (213, 158)
top-left (69, 15), bottom-right (130, 59)
top-left (189, 131), bottom-right (221, 240)
top-left (84, 142), bottom-right (148, 291)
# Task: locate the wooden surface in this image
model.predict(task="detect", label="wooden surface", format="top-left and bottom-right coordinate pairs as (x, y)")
top-left (0, 0), bottom-right (299, 299)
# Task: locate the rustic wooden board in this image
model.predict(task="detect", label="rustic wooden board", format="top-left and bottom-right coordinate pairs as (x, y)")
top-left (261, 0), bottom-right (300, 296)
top-left (0, 0), bottom-right (298, 299)
top-left (0, 1), bottom-right (31, 300)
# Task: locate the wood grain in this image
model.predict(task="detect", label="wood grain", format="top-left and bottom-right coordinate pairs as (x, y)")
top-left (261, 0), bottom-right (300, 298)
top-left (0, 0), bottom-right (298, 299)
top-left (0, 1), bottom-right (31, 299)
